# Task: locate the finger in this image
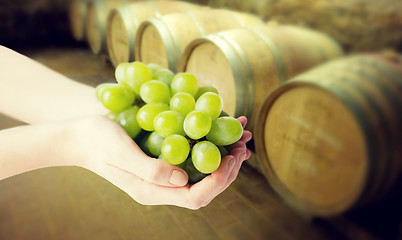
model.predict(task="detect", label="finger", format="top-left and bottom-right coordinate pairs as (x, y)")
top-left (240, 130), bottom-right (252, 142)
top-left (100, 163), bottom-right (192, 207)
top-left (185, 155), bottom-right (236, 209)
top-left (245, 149), bottom-right (251, 160)
top-left (104, 154), bottom-right (240, 210)
top-left (237, 116), bottom-right (247, 128)
top-left (222, 149), bottom-right (247, 191)
top-left (230, 141), bottom-right (246, 151)
top-left (229, 140), bottom-right (248, 156)
top-left (102, 163), bottom-right (230, 210)
top-left (109, 142), bottom-right (188, 187)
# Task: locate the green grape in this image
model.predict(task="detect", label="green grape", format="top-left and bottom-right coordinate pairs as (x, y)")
top-left (206, 117), bottom-right (243, 146)
top-left (195, 85), bottom-right (219, 100)
top-left (133, 129), bottom-right (148, 144)
top-left (99, 84), bottom-right (135, 112)
top-left (119, 61), bottom-right (152, 94)
top-left (171, 73), bottom-right (199, 96)
top-left (115, 62), bottom-right (130, 84)
top-left (154, 69), bottom-right (174, 86)
top-left (191, 141), bottom-right (221, 174)
top-left (177, 158), bottom-right (188, 169)
top-left (95, 83), bottom-right (116, 101)
top-left (116, 105), bottom-right (142, 139)
top-left (154, 110), bottom-right (185, 137)
top-left (140, 80), bottom-right (171, 104)
top-left (138, 132), bottom-right (152, 156)
top-left (183, 111), bottom-right (212, 140)
top-left (136, 103), bottom-right (169, 131)
top-left (181, 158), bottom-right (208, 184)
top-left (147, 131), bottom-right (164, 157)
top-left (195, 92), bottom-right (223, 120)
top-left (147, 63), bottom-right (163, 76)
top-left (170, 92), bottom-right (195, 117)
top-left (161, 134), bottom-right (190, 165)
top-left (106, 111), bottom-right (120, 120)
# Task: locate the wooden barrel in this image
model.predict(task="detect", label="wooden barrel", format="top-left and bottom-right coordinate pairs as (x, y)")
top-left (254, 52), bottom-right (402, 217)
top-left (178, 24), bottom-right (343, 131)
top-left (86, 0), bottom-right (140, 55)
top-left (106, 0), bottom-right (202, 67)
top-left (135, 9), bottom-right (265, 72)
top-left (69, 0), bottom-right (89, 41)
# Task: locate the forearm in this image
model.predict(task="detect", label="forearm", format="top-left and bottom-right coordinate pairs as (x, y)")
top-left (0, 45), bottom-right (107, 124)
top-left (0, 121), bottom-right (80, 180)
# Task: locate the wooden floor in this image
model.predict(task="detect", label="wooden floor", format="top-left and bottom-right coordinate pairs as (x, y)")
top-left (0, 47), bottom-right (400, 240)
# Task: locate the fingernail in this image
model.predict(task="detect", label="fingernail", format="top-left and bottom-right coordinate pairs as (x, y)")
top-left (169, 170), bottom-right (188, 186)
top-left (227, 157), bottom-right (236, 171)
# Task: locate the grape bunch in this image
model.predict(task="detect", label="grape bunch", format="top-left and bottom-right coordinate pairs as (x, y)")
top-left (96, 62), bottom-right (243, 184)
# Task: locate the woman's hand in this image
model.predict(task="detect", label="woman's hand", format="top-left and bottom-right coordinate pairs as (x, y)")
top-left (71, 115), bottom-right (252, 209)
top-left (0, 47), bottom-right (253, 209)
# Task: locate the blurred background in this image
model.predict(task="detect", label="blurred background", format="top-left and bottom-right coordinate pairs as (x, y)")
top-left (0, 0), bottom-right (401, 240)
top-left (0, 0), bottom-right (401, 52)
top-left (0, 0), bottom-right (75, 49)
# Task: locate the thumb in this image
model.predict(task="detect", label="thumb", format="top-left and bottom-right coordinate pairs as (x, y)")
top-left (111, 143), bottom-right (188, 187)
top-left (141, 157), bottom-right (189, 187)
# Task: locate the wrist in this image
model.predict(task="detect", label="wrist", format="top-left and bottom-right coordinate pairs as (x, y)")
top-left (62, 115), bottom-right (119, 171)
top-left (59, 116), bottom-right (99, 170)
top-left (0, 120), bottom-right (83, 180)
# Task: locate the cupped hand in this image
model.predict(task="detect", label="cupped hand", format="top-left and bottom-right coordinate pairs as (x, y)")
top-left (70, 115), bottom-right (252, 210)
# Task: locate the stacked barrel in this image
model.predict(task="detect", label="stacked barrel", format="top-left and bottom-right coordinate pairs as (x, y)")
top-left (255, 52), bottom-right (402, 216)
top-left (68, 0), bottom-right (402, 217)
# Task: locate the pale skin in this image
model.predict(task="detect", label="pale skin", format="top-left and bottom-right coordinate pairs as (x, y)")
top-left (0, 46), bottom-right (252, 209)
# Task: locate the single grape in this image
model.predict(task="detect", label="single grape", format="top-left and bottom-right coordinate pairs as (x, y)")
top-left (191, 141), bottom-right (221, 174)
top-left (136, 103), bottom-right (169, 131)
top-left (161, 134), bottom-right (190, 165)
top-left (99, 84), bottom-right (135, 112)
top-left (147, 63), bottom-right (163, 76)
top-left (95, 83), bottom-right (116, 101)
top-left (206, 117), bottom-right (243, 146)
top-left (116, 105), bottom-right (142, 139)
top-left (183, 111), bottom-right (212, 140)
top-left (171, 73), bottom-right (199, 96)
top-left (195, 92), bottom-right (223, 120)
top-left (170, 92), bottom-right (195, 117)
top-left (138, 132), bottom-right (152, 156)
top-left (119, 61), bottom-right (152, 94)
top-left (132, 129), bottom-right (148, 144)
top-left (177, 158), bottom-right (188, 169)
top-left (140, 80), bottom-right (171, 104)
top-left (181, 158), bottom-right (208, 184)
top-left (195, 85), bottom-right (219, 100)
top-left (154, 69), bottom-right (175, 86)
top-left (115, 62), bottom-right (130, 84)
top-left (154, 110), bottom-right (185, 137)
top-left (106, 111), bottom-right (119, 120)
top-left (147, 131), bottom-right (164, 157)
